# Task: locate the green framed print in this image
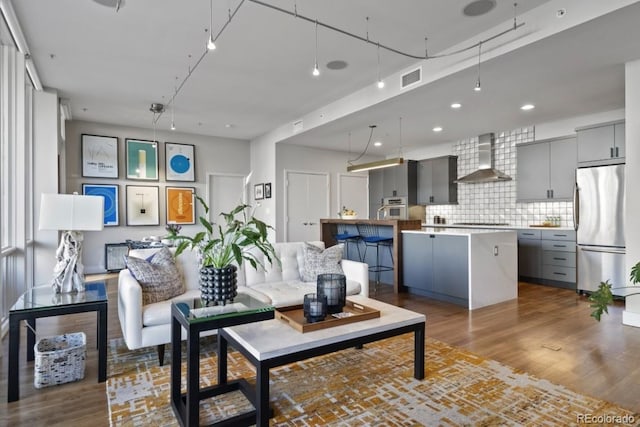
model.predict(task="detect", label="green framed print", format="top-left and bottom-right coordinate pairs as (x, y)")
top-left (126, 138), bottom-right (159, 180)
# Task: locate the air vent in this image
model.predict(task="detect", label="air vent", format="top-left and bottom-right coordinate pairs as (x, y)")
top-left (401, 67), bottom-right (422, 89)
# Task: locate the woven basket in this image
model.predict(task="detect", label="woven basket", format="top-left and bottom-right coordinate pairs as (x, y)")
top-left (34, 332), bottom-right (86, 388)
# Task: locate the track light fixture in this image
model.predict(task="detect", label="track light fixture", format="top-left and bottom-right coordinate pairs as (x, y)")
top-left (207, 0), bottom-right (217, 50)
top-left (474, 42), bottom-right (482, 92)
top-left (376, 43), bottom-right (384, 89)
top-left (170, 78), bottom-right (177, 131)
top-left (312, 20), bottom-right (320, 77)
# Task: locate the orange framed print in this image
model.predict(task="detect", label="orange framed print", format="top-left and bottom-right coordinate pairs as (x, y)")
top-left (166, 187), bottom-right (195, 224)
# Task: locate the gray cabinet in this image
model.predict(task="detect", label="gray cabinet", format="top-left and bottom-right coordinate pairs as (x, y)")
top-left (576, 121), bottom-right (625, 166)
top-left (368, 169), bottom-right (384, 219)
top-left (403, 232), bottom-right (468, 306)
top-left (517, 229), bottom-right (542, 279)
top-left (381, 160), bottom-right (417, 204)
top-left (417, 156), bottom-right (457, 205)
top-left (516, 136), bottom-right (576, 202)
top-left (517, 228), bottom-right (576, 289)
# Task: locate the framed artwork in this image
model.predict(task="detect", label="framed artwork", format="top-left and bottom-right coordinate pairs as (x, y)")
top-left (82, 183), bottom-right (119, 226)
top-left (81, 134), bottom-right (118, 178)
top-left (254, 183), bottom-right (264, 200)
top-left (166, 186), bottom-right (196, 224)
top-left (125, 138), bottom-right (159, 180)
top-left (126, 185), bottom-right (160, 226)
top-left (264, 182), bottom-right (272, 199)
top-left (165, 142), bottom-right (195, 182)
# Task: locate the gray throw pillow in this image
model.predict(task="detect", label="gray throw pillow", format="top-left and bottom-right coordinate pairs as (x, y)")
top-left (125, 247), bottom-right (185, 305)
top-left (302, 243), bottom-right (344, 282)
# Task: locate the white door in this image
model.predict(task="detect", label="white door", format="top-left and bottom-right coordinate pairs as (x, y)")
top-left (207, 173), bottom-right (247, 233)
top-left (337, 173), bottom-right (369, 219)
top-left (285, 171), bottom-right (329, 242)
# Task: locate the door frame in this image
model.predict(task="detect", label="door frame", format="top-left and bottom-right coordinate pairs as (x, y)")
top-left (283, 169), bottom-right (330, 242)
top-left (336, 172), bottom-right (369, 219)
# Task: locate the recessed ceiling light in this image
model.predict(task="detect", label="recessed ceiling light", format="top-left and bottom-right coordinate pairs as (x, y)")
top-left (374, 141), bottom-right (382, 147)
top-left (521, 104), bottom-right (535, 111)
top-left (451, 103), bottom-right (462, 109)
top-left (225, 123), bottom-right (234, 128)
top-left (433, 126), bottom-right (443, 132)
top-left (326, 60), bottom-right (348, 70)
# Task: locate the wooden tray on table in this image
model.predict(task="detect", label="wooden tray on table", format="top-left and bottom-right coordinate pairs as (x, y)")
top-left (275, 300), bottom-right (380, 333)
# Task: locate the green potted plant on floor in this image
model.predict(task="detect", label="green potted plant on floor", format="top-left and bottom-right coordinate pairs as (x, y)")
top-left (168, 195), bottom-right (278, 306)
top-left (589, 261), bottom-right (640, 321)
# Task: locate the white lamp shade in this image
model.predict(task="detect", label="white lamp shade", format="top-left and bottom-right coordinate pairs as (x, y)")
top-left (39, 193), bottom-right (104, 231)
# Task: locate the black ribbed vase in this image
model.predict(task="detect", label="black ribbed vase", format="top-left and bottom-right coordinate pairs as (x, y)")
top-left (199, 265), bottom-right (238, 306)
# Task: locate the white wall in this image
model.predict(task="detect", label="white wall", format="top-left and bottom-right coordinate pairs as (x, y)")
top-left (274, 143), bottom-right (375, 241)
top-left (623, 60), bottom-right (640, 326)
top-left (249, 133), bottom-right (277, 241)
top-left (33, 89), bottom-right (61, 284)
top-left (64, 120), bottom-right (250, 273)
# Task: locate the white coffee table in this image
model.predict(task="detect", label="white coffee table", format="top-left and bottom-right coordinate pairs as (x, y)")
top-left (218, 295), bottom-right (426, 426)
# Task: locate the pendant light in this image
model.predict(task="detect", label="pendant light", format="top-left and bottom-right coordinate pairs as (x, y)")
top-left (474, 42), bottom-right (482, 92)
top-left (376, 42), bottom-right (384, 89)
top-left (207, 0), bottom-right (216, 50)
top-left (170, 77), bottom-right (177, 131)
top-left (312, 20), bottom-right (320, 77)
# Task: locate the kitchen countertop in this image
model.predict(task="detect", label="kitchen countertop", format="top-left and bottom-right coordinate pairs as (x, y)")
top-left (421, 223), bottom-right (575, 231)
top-left (406, 228), bottom-right (516, 236)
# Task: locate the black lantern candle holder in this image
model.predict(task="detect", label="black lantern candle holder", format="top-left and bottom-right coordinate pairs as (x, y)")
top-left (303, 293), bottom-right (327, 323)
top-left (317, 273), bottom-right (346, 314)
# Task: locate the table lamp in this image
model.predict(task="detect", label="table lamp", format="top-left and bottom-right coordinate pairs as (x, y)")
top-left (39, 193), bottom-right (104, 293)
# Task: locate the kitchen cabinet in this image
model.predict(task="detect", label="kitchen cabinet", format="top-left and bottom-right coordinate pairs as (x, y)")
top-left (516, 136), bottom-right (576, 202)
top-left (403, 232), bottom-right (468, 305)
top-left (517, 229), bottom-right (542, 279)
top-left (517, 228), bottom-right (576, 289)
top-left (368, 169), bottom-right (384, 219)
top-left (382, 160), bottom-right (417, 204)
top-left (576, 120), bottom-right (625, 166)
top-left (417, 156), bottom-right (458, 205)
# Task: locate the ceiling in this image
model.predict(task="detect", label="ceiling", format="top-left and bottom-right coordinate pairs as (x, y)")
top-left (8, 0), bottom-right (640, 156)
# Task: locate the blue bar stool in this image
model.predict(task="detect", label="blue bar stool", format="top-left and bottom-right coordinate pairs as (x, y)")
top-left (334, 223), bottom-right (362, 262)
top-left (357, 223), bottom-right (393, 290)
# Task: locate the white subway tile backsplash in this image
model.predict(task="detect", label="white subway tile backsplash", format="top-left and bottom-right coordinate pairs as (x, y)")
top-left (426, 126), bottom-right (574, 228)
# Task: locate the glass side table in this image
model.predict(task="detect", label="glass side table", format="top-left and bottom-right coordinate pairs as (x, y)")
top-left (7, 282), bottom-right (108, 402)
top-left (170, 293), bottom-right (274, 427)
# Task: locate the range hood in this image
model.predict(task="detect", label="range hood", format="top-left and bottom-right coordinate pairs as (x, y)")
top-left (455, 133), bottom-right (512, 184)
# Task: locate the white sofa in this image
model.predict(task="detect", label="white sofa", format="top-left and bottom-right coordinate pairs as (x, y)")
top-left (118, 241), bottom-right (369, 364)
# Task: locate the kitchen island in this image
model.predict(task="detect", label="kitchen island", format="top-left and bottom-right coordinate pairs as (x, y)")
top-left (320, 218), bottom-right (422, 293)
top-left (402, 228), bottom-right (517, 309)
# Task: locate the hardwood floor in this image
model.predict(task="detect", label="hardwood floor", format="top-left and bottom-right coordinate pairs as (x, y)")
top-left (1, 278), bottom-right (639, 426)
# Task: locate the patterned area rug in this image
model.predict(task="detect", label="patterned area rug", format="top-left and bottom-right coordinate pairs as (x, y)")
top-left (107, 335), bottom-right (636, 426)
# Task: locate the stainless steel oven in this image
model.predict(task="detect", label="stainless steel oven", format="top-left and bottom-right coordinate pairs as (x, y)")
top-left (377, 197), bottom-right (407, 220)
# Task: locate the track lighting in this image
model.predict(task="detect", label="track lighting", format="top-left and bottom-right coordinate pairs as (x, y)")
top-left (312, 20), bottom-right (320, 77)
top-left (376, 43), bottom-right (384, 89)
top-left (207, 0), bottom-right (216, 51)
top-left (474, 42), bottom-right (482, 92)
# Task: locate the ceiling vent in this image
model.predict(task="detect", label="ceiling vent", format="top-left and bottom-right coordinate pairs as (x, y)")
top-left (401, 67), bottom-right (422, 89)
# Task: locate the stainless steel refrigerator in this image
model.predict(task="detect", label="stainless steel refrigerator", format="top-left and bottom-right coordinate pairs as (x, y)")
top-left (576, 164), bottom-right (626, 295)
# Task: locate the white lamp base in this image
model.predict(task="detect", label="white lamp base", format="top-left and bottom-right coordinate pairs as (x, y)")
top-left (51, 230), bottom-right (85, 293)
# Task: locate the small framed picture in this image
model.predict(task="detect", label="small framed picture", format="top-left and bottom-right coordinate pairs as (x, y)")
top-left (82, 183), bottom-right (119, 226)
top-left (254, 183), bottom-right (264, 200)
top-left (264, 182), bottom-right (272, 199)
top-left (166, 187), bottom-right (196, 224)
top-left (81, 134), bottom-right (118, 178)
top-left (126, 138), bottom-right (159, 180)
top-left (165, 142), bottom-right (195, 182)
top-left (126, 185), bottom-right (160, 226)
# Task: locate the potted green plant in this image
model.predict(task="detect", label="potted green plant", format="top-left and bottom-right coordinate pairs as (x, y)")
top-left (589, 261), bottom-right (640, 321)
top-left (168, 195), bottom-right (279, 306)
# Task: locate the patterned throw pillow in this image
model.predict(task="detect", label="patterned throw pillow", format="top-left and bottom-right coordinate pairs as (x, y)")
top-left (125, 247), bottom-right (185, 305)
top-left (301, 243), bottom-right (344, 282)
